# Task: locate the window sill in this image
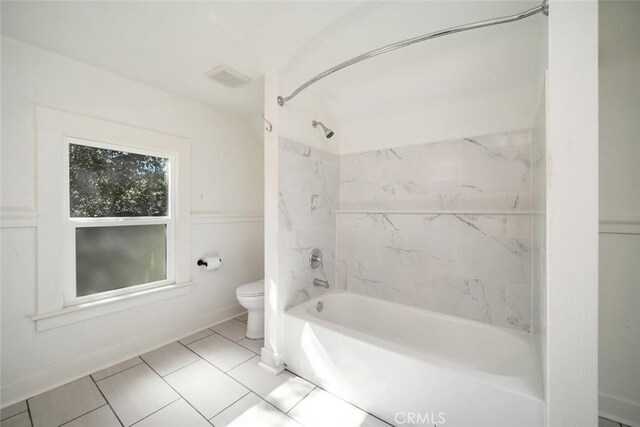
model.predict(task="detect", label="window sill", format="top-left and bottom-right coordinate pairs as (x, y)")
top-left (31, 281), bottom-right (193, 332)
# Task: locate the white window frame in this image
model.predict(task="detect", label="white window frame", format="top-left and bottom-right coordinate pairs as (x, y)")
top-left (34, 107), bottom-right (191, 331)
top-left (63, 136), bottom-right (176, 306)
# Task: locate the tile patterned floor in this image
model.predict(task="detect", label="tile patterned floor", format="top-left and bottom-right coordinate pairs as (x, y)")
top-left (599, 416), bottom-right (632, 427)
top-left (0, 315), bottom-right (391, 427)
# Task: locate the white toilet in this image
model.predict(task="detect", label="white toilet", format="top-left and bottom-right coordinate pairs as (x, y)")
top-left (236, 279), bottom-right (264, 339)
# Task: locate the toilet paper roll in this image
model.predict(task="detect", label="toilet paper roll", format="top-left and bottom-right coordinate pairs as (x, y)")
top-left (201, 257), bottom-right (222, 271)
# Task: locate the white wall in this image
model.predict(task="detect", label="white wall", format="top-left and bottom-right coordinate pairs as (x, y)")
top-left (532, 77), bottom-right (547, 398)
top-left (274, 1), bottom-right (548, 156)
top-left (545, 1), bottom-right (599, 425)
top-left (338, 83), bottom-right (543, 155)
top-left (0, 37), bottom-right (264, 405)
top-left (599, 2), bottom-right (640, 219)
top-left (598, 2), bottom-right (640, 425)
top-left (275, 86), bottom-right (341, 156)
top-left (325, 4), bottom-right (547, 155)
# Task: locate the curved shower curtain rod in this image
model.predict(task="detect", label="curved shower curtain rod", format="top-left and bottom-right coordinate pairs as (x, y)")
top-left (277, 0), bottom-right (549, 106)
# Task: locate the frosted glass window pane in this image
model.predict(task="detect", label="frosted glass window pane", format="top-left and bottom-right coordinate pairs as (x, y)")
top-left (76, 225), bottom-right (167, 297)
top-left (69, 143), bottom-right (168, 217)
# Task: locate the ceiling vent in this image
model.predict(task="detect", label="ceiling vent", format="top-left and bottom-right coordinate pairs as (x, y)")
top-left (205, 65), bottom-right (252, 88)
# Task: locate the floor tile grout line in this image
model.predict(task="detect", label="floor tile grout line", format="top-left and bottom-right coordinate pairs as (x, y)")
top-left (295, 381), bottom-right (393, 427)
top-left (128, 397), bottom-right (181, 427)
top-left (207, 328), bottom-right (247, 344)
top-left (599, 416), bottom-right (628, 427)
top-left (255, 393), bottom-right (304, 425)
top-left (365, 410), bottom-right (394, 426)
top-left (178, 335), bottom-right (249, 373)
top-left (210, 317), bottom-right (248, 333)
top-left (0, 405), bottom-right (29, 422)
top-left (285, 386), bottom-right (317, 415)
top-left (1, 410), bottom-right (31, 426)
top-left (173, 340), bottom-right (299, 423)
top-left (205, 390), bottom-right (252, 422)
top-left (26, 397), bottom-right (34, 427)
top-left (176, 340), bottom-right (255, 392)
top-left (155, 357), bottom-right (201, 378)
top-left (224, 353), bottom-right (258, 373)
top-left (237, 341), bottom-right (262, 355)
top-left (57, 403), bottom-right (108, 427)
top-left (180, 333), bottom-right (216, 347)
top-left (175, 339), bottom-right (205, 360)
top-left (220, 390), bottom-right (303, 425)
top-left (298, 369), bottom-right (392, 426)
top-left (285, 366), bottom-right (394, 426)
top-left (91, 375), bottom-right (125, 427)
top-left (226, 354), bottom-right (261, 374)
top-left (199, 359), bottom-right (306, 424)
top-left (140, 358), bottom-right (214, 425)
top-left (93, 359), bottom-right (145, 383)
top-left (179, 330), bottom-right (215, 346)
top-left (233, 313), bottom-right (248, 323)
top-left (198, 350), bottom-right (307, 423)
top-left (204, 350), bottom-right (314, 421)
top-left (213, 329), bottom-right (260, 348)
top-left (188, 329), bottom-right (267, 422)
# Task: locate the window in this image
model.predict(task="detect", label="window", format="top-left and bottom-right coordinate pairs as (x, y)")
top-left (36, 107), bottom-right (191, 330)
top-left (64, 138), bottom-right (175, 304)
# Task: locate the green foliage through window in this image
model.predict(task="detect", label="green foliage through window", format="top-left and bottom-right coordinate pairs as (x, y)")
top-left (69, 143), bottom-right (168, 217)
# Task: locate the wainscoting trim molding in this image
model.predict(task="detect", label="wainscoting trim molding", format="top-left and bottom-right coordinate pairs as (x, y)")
top-left (191, 212), bottom-right (264, 224)
top-left (0, 211), bottom-right (264, 228)
top-left (599, 216), bottom-right (640, 235)
top-left (0, 210), bottom-right (38, 228)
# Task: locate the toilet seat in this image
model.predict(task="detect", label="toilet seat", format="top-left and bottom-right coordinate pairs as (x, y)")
top-left (236, 280), bottom-right (264, 297)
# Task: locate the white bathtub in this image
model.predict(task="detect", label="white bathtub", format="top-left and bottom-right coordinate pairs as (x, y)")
top-left (284, 290), bottom-right (543, 426)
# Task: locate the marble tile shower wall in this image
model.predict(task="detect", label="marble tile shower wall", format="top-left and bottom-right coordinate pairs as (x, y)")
top-left (278, 138), bottom-right (340, 309)
top-left (337, 130), bottom-right (534, 332)
top-left (340, 130), bottom-right (532, 211)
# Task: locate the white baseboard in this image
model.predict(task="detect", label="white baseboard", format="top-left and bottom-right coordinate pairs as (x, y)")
top-left (1, 304), bottom-right (245, 408)
top-left (600, 392), bottom-right (640, 427)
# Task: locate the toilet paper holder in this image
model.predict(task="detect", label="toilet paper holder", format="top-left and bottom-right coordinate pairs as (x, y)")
top-left (197, 256), bottom-right (222, 270)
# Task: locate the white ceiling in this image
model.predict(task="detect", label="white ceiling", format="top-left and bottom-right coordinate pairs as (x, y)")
top-left (1, 1), bottom-right (546, 122)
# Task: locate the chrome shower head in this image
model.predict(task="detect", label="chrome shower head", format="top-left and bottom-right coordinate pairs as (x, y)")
top-left (312, 120), bottom-right (334, 139)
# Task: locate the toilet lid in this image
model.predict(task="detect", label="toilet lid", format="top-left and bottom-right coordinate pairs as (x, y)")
top-left (237, 280), bottom-right (264, 297)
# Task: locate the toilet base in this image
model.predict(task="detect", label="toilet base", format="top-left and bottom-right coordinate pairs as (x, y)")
top-left (246, 309), bottom-right (264, 339)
